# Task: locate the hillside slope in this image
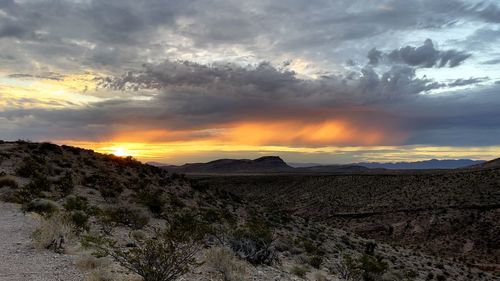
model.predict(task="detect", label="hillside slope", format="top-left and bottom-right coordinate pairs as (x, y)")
top-left (198, 168), bottom-right (500, 272)
top-left (0, 141), bottom-right (498, 281)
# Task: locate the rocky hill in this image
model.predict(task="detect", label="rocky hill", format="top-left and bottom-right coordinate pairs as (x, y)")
top-left (0, 141), bottom-right (498, 281)
top-left (163, 156), bottom-right (368, 174)
top-left (163, 156), bottom-right (294, 173)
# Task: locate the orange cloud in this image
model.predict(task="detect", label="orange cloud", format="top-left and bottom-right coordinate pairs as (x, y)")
top-left (223, 119), bottom-right (406, 146)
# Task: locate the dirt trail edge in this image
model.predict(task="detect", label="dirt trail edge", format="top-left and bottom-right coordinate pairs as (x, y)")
top-left (0, 202), bottom-right (83, 281)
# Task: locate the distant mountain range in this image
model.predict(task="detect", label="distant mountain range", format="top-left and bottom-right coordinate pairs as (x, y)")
top-left (151, 157), bottom-right (491, 174)
top-left (292, 159), bottom-right (486, 170)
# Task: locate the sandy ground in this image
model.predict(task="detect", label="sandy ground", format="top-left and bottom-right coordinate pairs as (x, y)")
top-left (0, 202), bottom-right (84, 281)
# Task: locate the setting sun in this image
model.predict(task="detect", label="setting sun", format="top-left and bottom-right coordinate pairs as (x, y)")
top-left (110, 146), bottom-right (132, 157)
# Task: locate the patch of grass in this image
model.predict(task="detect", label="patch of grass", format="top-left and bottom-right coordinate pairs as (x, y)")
top-left (205, 246), bottom-right (248, 281)
top-left (101, 205), bottom-right (150, 229)
top-left (22, 198), bottom-right (59, 217)
top-left (290, 265), bottom-right (308, 279)
top-left (32, 213), bottom-right (76, 253)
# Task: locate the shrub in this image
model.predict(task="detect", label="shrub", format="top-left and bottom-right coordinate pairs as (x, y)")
top-left (137, 189), bottom-right (166, 215)
top-left (70, 210), bottom-right (90, 232)
top-left (15, 174), bottom-right (52, 203)
top-left (205, 246), bottom-right (248, 281)
top-left (56, 171), bottom-right (75, 196)
top-left (329, 254), bottom-right (362, 281)
top-left (229, 215), bottom-right (278, 265)
top-left (32, 213), bottom-right (75, 253)
top-left (16, 157), bottom-right (42, 178)
top-left (358, 254), bottom-right (388, 281)
top-left (165, 212), bottom-right (213, 242)
top-left (0, 176), bottom-right (19, 189)
top-left (309, 255), bottom-right (323, 269)
top-left (88, 230), bottom-right (200, 281)
top-left (291, 265), bottom-right (308, 279)
top-left (102, 206), bottom-right (150, 229)
top-left (64, 195), bottom-right (88, 210)
top-left (22, 198), bottom-right (59, 217)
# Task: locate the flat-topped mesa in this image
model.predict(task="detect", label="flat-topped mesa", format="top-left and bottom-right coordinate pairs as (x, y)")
top-left (164, 156), bottom-right (293, 173)
top-left (252, 156), bottom-right (290, 167)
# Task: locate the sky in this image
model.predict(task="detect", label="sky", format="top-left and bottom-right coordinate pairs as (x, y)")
top-left (1, 0), bottom-right (500, 164)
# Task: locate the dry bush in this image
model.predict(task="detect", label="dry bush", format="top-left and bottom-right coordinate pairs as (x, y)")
top-left (0, 176), bottom-right (19, 189)
top-left (205, 246), bottom-right (248, 281)
top-left (22, 198), bottom-right (59, 217)
top-left (32, 213), bottom-right (75, 253)
top-left (86, 230), bottom-right (200, 281)
top-left (290, 265), bottom-right (308, 279)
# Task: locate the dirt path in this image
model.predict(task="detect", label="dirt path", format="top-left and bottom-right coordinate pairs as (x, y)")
top-left (0, 203), bottom-right (84, 281)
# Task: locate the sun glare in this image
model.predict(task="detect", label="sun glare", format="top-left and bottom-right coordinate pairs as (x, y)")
top-left (110, 146), bottom-right (131, 157)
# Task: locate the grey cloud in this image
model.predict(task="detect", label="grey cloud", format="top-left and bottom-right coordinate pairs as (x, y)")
top-left (0, 60), bottom-right (463, 145)
top-left (447, 77), bottom-right (487, 87)
top-left (367, 48), bottom-right (382, 65)
top-left (0, 0), bottom-right (484, 75)
top-left (384, 39), bottom-right (471, 68)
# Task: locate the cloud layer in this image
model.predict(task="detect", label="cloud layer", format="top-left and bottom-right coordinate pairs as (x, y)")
top-left (1, 0), bottom-right (500, 162)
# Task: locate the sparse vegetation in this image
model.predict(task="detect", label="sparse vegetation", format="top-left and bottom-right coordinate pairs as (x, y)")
top-left (290, 265), bottom-right (308, 278)
top-left (32, 213), bottom-right (75, 253)
top-left (205, 246), bottom-right (248, 281)
top-left (22, 198), bottom-right (59, 217)
top-left (100, 205), bottom-right (150, 229)
top-left (0, 141), bottom-right (498, 281)
top-left (229, 215), bottom-right (278, 265)
top-left (87, 230), bottom-right (200, 281)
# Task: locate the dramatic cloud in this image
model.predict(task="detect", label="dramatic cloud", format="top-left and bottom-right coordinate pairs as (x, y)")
top-left (1, 0), bottom-right (500, 163)
top-left (369, 39), bottom-right (471, 68)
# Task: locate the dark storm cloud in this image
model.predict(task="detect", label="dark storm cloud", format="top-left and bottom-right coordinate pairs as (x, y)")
top-left (0, 0), bottom-right (487, 74)
top-left (369, 39), bottom-right (471, 68)
top-left (1, 0), bottom-right (500, 147)
top-left (4, 60), bottom-right (500, 146)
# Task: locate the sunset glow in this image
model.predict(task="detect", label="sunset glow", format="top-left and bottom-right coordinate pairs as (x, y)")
top-left (2, 0), bottom-right (500, 164)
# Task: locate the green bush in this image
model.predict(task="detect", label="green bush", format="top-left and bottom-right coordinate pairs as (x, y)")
top-left (55, 172), bottom-right (74, 196)
top-left (14, 174), bottom-right (53, 203)
top-left (22, 198), bottom-right (59, 217)
top-left (229, 215), bottom-right (278, 265)
top-left (309, 255), bottom-right (323, 269)
top-left (16, 157), bottom-right (45, 178)
top-left (86, 230), bottom-right (200, 281)
top-left (69, 210), bottom-right (89, 232)
top-left (102, 206), bottom-right (150, 229)
top-left (290, 265), bottom-right (308, 279)
top-left (137, 189), bottom-right (166, 215)
top-left (165, 212), bottom-right (213, 242)
top-left (358, 254), bottom-right (388, 281)
top-left (64, 196), bottom-right (90, 212)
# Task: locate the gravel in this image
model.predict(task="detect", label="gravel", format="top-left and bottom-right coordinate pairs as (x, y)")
top-left (0, 203), bottom-right (84, 281)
